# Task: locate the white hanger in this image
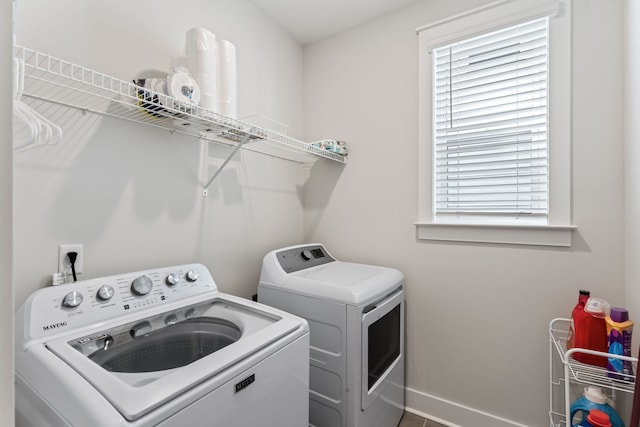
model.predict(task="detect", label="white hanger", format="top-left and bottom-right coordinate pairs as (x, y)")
top-left (13, 56), bottom-right (62, 152)
top-left (13, 58), bottom-right (39, 150)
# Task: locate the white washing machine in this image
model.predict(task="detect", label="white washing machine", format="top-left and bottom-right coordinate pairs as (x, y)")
top-left (15, 263), bottom-right (310, 427)
top-left (258, 244), bottom-right (404, 427)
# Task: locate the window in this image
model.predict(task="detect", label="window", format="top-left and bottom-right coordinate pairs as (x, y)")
top-left (434, 18), bottom-right (549, 222)
top-left (416, 0), bottom-right (575, 246)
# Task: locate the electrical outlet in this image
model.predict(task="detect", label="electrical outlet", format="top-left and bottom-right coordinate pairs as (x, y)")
top-left (58, 244), bottom-right (83, 277)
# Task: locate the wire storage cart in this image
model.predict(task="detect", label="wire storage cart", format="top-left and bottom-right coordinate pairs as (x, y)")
top-left (549, 318), bottom-right (637, 427)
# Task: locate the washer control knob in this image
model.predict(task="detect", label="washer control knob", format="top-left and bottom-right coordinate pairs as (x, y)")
top-left (185, 270), bottom-right (198, 282)
top-left (301, 250), bottom-right (313, 261)
top-left (62, 291), bottom-right (83, 308)
top-left (165, 273), bottom-right (179, 287)
top-left (97, 285), bottom-right (114, 301)
top-left (131, 275), bottom-right (153, 296)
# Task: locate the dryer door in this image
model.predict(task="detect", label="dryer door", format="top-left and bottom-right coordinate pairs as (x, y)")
top-left (361, 288), bottom-right (404, 410)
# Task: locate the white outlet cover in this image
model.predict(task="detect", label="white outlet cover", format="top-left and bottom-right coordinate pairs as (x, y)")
top-left (58, 244), bottom-right (83, 275)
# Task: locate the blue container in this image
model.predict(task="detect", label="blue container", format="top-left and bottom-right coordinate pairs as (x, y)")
top-left (570, 386), bottom-right (625, 427)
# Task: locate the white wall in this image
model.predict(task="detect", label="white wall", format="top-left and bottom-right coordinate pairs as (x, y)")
top-left (624, 0), bottom-right (640, 355)
top-left (303, 0), bottom-right (625, 425)
top-left (13, 0), bottom-right (307, 306)
top-left (2, 0), bottom-right (14, 425)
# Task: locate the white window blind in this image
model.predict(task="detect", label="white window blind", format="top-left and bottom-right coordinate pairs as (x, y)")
top-left (433, 17), bottom-right (549, 220)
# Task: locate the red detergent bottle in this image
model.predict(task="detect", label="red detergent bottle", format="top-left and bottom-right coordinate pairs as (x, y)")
top-left (567, 290), bottom-right (608, 367)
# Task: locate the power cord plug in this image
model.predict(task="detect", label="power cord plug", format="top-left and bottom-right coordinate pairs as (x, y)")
top-left (67, 251), bottom-right (78, 282)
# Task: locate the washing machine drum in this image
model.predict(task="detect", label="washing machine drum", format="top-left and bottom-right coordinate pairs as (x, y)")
top-left (87, 318), bottom-right (242, 373)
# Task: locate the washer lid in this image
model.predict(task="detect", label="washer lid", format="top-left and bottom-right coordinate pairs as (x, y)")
top-left (44, 294), bottom-right (307, 421)
top-left (280, 261), bottom-right (404, 305)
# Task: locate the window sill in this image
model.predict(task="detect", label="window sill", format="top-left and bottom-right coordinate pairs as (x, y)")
top-left (415, 222), bottom-right (577, 247)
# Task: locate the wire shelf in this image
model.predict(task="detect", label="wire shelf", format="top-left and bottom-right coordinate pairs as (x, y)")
top-left (550, 318), bottom-right (637, 394)
top-left (13, 45), bottom-right (347, 165)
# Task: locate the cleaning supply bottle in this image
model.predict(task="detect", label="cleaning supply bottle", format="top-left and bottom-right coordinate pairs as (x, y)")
top-left (570, 386), bottom-right (625, 427)
top-left (578, 409), bottom-right (612, 427)
top-left (567, 290), bottom-right (590, 349)
top-left (606, 307), bottom-right (634, 380)
top-left (567, 290), bottom-right (608, 367)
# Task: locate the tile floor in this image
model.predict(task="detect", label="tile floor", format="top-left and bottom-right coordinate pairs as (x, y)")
top-left (398, 411), bottom-right (447, 427)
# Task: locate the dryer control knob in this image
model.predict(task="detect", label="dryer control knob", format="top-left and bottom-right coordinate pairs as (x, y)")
top-left (97, 285), bottom-right (114, 301)
top-left (165, 273), bottom-right (179, 287)
top-left (301, 250), bottom-right (312, 261)
top-left (186, 270), bottom-right (198, 282)
top-left (62, 291), bottom-right (83, 308)
top-left (131, 275), bottom-right (153, 296)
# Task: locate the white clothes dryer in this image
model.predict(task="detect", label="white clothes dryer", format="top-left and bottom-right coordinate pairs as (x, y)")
top-left (258, 244), bottom-right (404, 427)
top-left (15, 263), bottom-right (310, 427)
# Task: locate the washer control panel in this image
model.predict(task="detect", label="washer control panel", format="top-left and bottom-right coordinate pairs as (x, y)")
top-left (23, 264), bottom-right (217, 340)
top-left (276, 244), bottom-right (335, 273)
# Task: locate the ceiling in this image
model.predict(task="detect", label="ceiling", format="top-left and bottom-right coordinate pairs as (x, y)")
top-left (248, 0), bottom-right (420, 44)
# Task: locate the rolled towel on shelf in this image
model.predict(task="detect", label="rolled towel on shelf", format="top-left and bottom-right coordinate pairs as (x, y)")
top-left (311, 139), bottom-right (348, 156)
top-left (185, 27), bottom-right (218, 113)
top-left (133, 68), bottom-right (200, 118)
top-left (167, 66), bottom-right (201, 110)
top-left (216, 38), bottom-right (237, 119)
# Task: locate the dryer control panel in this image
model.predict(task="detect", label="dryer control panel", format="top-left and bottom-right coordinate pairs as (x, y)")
top-left (276, 244), bottom-right (335, 273)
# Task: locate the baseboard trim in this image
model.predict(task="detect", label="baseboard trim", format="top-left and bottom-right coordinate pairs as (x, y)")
top-left (404, 387), bottom-right (528, 427)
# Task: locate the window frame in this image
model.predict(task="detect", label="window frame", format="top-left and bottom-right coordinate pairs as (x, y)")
top-left (415, 0), bottom-right (576, 246)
